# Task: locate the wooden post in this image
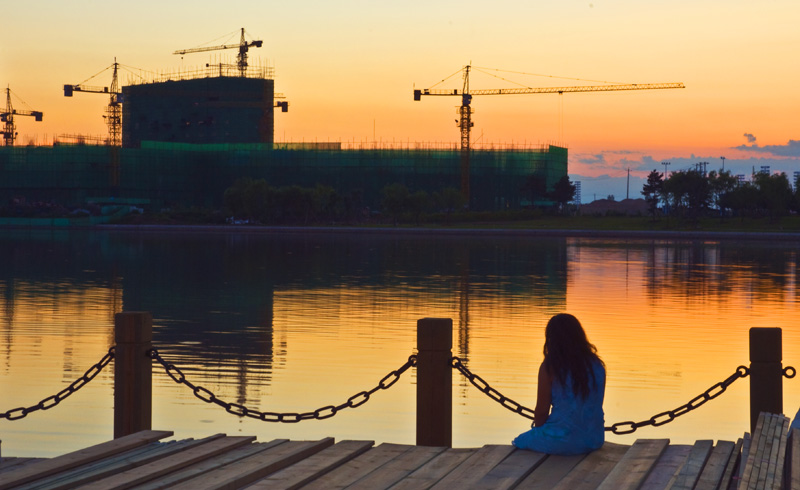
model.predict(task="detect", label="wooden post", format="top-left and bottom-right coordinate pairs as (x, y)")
top-left (114, 311), bottom-right (153, 439)
top-left (416, 318), bottom-right (452, 447)
top-left (750, 327), bottom-right (783, 433)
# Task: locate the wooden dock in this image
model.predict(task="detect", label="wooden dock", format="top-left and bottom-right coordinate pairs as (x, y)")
top-left (1, 413), bottom-right (797, 489)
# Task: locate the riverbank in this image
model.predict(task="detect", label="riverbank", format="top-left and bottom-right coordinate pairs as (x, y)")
top-left (5, 212), bottom-right (800, 241)
top-left (91, 223), bottom-right (800, 242)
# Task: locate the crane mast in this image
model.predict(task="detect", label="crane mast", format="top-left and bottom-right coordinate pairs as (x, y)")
top-left (63, 58), bottom-right (122, 147)
top-left (1, 87), bottom-right (44, 146)
top-left (414, 65), bottom-right (685, 205)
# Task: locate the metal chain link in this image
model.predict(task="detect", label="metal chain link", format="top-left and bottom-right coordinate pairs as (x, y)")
top-left (606, 365), bottom-right (751, 435)
top-left (149, 348), bottom-right (417, 422)
top-left (452, 357), bottom-right (767, 435)
top-left (0, 347), bottom-right (116, 421)
top-left (452, 357), bottom-right (537, 420)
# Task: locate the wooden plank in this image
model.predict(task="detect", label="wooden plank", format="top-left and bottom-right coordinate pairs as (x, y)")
top-left (718, 438), bottom-right (743, 490)
top-left (788, 429), bottom-right (800, 490)
top-left (639, 444), bottom-right (691, 490)
top-left (739, 432), bottom-right (751, 482)
top-left (303, 443), bottom-right (414, 490)
top-left (596, 439), bottom-right (668, 490)
top-left (550, 442), bottom-right (629, 490)
top-left (78, 435), bottom-right (257, 490)
top-left (740, 412), bottom-right (769, 488)
top-left (753, 412), bottom-right (780, 490)
top-left (428, 445), bottom-right (516, 489)
top-left (0, 429), bottom-right (173, 490)
top-left (30, 439), bottom-right (205, 490)
top-left (766, 415), bottom-right (789, 489)
top-left (388, 448), bottom-right (476, 490)
top-left (515, 453), bottom-right (585, 490)
top-left (0, 457), bottom-right (47, 474)
top-left (669, 439), bottom-right (713, 490)
top-left (345, 445), bottom-right (446, 490)
top-left (247, 440), bottom-right (374, 490)
top-left (471, 449), bottom-right (549, 490)
top-left (135, 439), bottom-right (289, 490)
top-left (745, 412), bottom-right (782, 490)
top-left (170, 438), bottom-right (334, 490)
top-left (694, 440), bottom-right (735, 490)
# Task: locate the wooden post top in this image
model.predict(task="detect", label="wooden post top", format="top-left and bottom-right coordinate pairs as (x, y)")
top-left (114, 312), bottom-right (153, 344)
top-left (749, 327), bottom-right (782, 363)
top-left (417, 318), bottom-right (452, 351)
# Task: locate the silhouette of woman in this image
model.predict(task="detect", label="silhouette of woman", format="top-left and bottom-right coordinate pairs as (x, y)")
top-left (512, 313), bottom-right (606, 455)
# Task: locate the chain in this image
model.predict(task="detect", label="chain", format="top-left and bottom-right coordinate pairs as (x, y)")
top-left (149, 348), bottom-right (417, 422)
top-left (606, 365), bottom-right (751, 435)
top-left (0, 347), bottom-right (116, 421)
top-left (452, 357), bottom-right (536, 420)
top-left (451, 358), bottom-right (766, 436)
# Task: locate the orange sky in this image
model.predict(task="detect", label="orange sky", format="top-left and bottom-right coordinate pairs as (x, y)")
top-left (2, 0), bottom-right (799, 199)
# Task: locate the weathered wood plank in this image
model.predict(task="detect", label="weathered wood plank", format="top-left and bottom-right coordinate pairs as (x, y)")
top-left (471, 449), bottom-right (548, 489)
top-left (671, 439), bottom-right (713, 490)
top-left (639, 444), bottom-right (691, 490)
top-left (247, 440), bottom-right (374, 490)
top-left (303, 443), bottom-right (414, 490)
top-left (741, 412), bottom-right (788, 490)
top-left (29, 439), bottom-right (204, 490)
top-left (77, 435), bottom-right (257, 490)
top-left (550, 442), bottom-right (629, 490)
top-left (766, 415), bottom-right (789, 490)
top-left (758, 415), bottom-right (778, 489)
top-left (345, 445), bottom-right (446, 490)
top-left (653, 445), bottom-right (685, 490)
top-left (388, 448), bottom-right (475, 490)
top-left (0, 457), bottom-right (46, 473)
top-left (596, 439), bottom-right (668, 490)
top-left (0, 429), bottom-right (173, 490)
top-left (739, 432), bottom-right (751, 482)
top-left (515, 453), bottom-right (585, 490)
top-left (170, 438), bottom-right (334, 490)
top-left (717, 438), bottom-right (743, 490)
top-left (788, 429), bottom-right (800, 490)
top-left (740, 412), bottom-right (768, 489)
top-left (135, 440), bottom-right (289, 490)
top-left (694, 440), bottom-right (735, 490)
top-left (427, 445), bottom-right (516, 489)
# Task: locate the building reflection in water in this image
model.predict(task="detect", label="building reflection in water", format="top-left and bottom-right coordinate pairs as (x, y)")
top-left (2, 230), bottom-right (800, 457)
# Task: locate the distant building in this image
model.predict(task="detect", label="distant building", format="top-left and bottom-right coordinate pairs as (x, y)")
top-left (122, 74), bottom-right (280, 148)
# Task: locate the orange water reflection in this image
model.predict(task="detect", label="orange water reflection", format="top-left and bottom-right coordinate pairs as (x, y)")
top-left (1, 233), bottom-right (798, 457)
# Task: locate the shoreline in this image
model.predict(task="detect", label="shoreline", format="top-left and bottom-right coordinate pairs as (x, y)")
top-left (85, 224), bottom-right (800, 241)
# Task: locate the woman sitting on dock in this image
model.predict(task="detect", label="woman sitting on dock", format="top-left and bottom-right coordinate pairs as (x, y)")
top-left (512, 313), bottom-right (606, 455)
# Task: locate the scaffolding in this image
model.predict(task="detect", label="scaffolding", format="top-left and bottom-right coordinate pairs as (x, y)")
top-left (0, 143), bottom-right (567, 211)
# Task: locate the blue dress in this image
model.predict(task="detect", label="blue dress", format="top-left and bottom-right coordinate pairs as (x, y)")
top-left (512, 360), bottom-right (605, 455)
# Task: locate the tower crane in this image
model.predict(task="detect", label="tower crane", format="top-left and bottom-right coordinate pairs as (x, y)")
top-left (63, 59), bottom-right (122, 146)
top-left (173, 28), bottom-right (263, 77)
top-left (1, 87), bottom-right (43, 146)
top-left (413, 65), bottom-right (685, 204)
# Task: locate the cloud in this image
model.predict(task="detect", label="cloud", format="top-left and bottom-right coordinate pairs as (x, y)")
top-left (744, 133), bottom-right (757, 144)
top-left (733, 139), bottom-right (800, 157)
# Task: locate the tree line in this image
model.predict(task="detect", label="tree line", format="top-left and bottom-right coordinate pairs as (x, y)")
top-left (641, 169), bottom-right (800, 221)
top-left (223, 174), bottom-right (579, 225)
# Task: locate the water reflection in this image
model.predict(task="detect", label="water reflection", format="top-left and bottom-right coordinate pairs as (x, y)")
top-left (0, 230), bottom-right (798, 457)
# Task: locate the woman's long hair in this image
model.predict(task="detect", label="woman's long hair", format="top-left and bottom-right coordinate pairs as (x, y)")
top-left (542, 313), bottom-right (604, 399)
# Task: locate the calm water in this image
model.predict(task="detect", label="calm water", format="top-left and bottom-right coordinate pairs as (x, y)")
top-left (1, 229), bottom-right (799, 457)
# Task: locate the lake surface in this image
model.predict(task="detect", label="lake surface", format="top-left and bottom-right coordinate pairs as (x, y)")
top-left (1, 228), bottom-right (799, 457)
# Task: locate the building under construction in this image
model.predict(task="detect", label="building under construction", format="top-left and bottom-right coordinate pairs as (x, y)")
top-left (0, 65), bottom-right (568, 212)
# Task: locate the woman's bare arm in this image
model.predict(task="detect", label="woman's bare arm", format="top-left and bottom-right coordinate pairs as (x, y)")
top-left (533, 362), bottom-right (552, 427)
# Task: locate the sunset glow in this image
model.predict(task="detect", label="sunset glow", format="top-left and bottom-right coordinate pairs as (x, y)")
top-left (2, 1), bottom-right (799, 199)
